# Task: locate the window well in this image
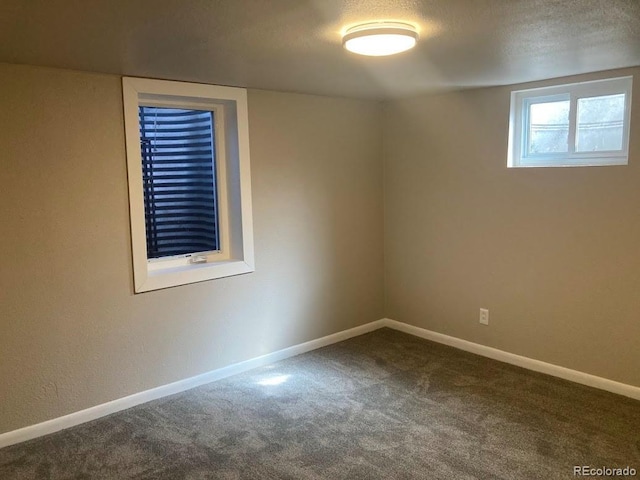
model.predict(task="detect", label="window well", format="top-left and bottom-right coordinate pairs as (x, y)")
top-left (139, 106), bottom-right (219, 259)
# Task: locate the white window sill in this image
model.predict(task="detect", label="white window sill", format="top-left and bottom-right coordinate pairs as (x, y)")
top-left (138, 260), bottom-right (255, 293)
top-left (511, 156), bottom-right (628, 168)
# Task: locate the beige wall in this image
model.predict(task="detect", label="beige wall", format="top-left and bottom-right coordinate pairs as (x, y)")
top-left (2, 60), bottom-right (639, 436)
top-left (0, 63), bottom-right (384, 434)
top-left (384, 67), bottom-right (640, 387)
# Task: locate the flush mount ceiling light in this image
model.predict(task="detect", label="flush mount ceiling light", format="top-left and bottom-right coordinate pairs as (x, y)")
top-left (342, 22), bottom-right (418, 56)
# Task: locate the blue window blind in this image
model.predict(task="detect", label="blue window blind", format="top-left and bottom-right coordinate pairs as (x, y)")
top-left (139, 107), bottom-right (219, 259)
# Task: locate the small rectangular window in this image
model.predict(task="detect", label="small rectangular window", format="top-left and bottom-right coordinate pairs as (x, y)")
top-left (508, 76), bottom-right (632, 168)
top-left (123, 77), bottom-right (255, 293)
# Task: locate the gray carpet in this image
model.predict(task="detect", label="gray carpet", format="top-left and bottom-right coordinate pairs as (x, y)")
top-left (1, 328), bottom-right (638, 479)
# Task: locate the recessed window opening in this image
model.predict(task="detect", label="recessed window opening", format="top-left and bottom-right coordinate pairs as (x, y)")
top-left (508, 76), bottom-right (632, 168)
top-left (123, 77), bottom-right (255, 293)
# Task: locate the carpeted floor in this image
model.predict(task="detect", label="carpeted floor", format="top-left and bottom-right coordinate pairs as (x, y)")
top-left (1, 328), bottom-right (639, 479)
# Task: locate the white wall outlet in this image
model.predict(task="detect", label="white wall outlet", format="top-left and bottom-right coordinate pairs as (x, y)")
top-left (479, 308), bottom-right (489, 325)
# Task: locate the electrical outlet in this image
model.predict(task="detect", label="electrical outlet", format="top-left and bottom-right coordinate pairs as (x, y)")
top-left (479, 308), bottom-right (489, 325)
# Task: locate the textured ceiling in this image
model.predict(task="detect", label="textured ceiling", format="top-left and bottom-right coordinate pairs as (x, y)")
top-left (1, 0), bottom-right (639, 99)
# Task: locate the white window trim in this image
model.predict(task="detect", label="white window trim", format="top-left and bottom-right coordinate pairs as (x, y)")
top-left (507, 76), bottom-right (633, 168)
top-left (122, 77), bottom-right (255, 293)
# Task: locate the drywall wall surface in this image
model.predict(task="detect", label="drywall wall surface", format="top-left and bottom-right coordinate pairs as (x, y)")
top-left (384, 67), bottom-right (640, 387)
top-left (0, 63), bottom-right (384, 433)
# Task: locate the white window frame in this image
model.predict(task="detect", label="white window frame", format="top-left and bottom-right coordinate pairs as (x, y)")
top-left (507, 76), bottom-right (633, 168)
top-left (122, 77), bottom-right (254, 293)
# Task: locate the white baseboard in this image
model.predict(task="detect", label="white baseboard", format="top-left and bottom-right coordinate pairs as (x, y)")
top-left (0, 319), bottom-right (386, 449)
top-left (382, 318), bottom-right (640, 401)
top-left (2, 317), bottom-right (638, 450)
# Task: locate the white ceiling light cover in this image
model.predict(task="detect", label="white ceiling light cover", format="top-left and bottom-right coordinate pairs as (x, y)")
top-left (343, 22), bottom-right (419, 56)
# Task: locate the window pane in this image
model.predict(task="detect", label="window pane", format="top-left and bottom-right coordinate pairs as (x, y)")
top-left (139, 107), bottom-right (219, 259)
top-left (576, 94), bottom-right (625, 152)
top-left (528, 100), bottom-right (570, 154)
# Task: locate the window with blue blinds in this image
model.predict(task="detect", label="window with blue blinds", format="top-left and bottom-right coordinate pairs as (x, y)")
top-left (138, 106), bottom-right (219, 259)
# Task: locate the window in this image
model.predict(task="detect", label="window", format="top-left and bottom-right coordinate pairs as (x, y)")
top-left (507, 76), bottom-right (632, 168)
top-left (139, 107), bottom-right (220, 259)
top-left (123, 77), bottom-right (254, 293)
